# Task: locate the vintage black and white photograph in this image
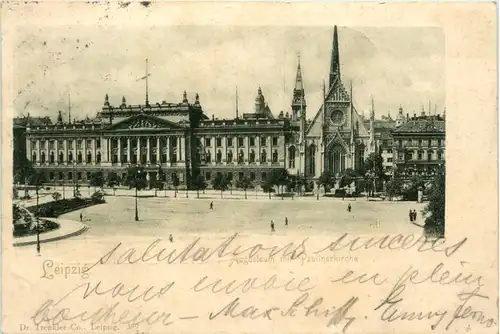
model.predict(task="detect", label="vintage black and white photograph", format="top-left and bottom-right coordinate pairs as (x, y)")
top-left (5, 3), bottom-right (497, 334)
top-left (12, 25), bottom-right (446, 248)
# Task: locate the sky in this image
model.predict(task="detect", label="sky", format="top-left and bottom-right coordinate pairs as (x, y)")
top-left (12, 26), bottom-right (445, 122)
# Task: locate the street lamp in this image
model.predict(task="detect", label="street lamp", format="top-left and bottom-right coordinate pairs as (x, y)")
top-left (73, 161), bottom-right (77, 197)
top-left (35, 181), bottom-right (40, 256)
top-left (135, 167), bottom-right (142, 221)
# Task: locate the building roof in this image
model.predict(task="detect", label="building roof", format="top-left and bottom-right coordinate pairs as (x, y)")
top-left (392, 117), bottom-right (445, 134)
top-left (14, 116), bottom-right (52, 128)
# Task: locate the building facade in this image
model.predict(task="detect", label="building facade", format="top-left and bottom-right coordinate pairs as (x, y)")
top-left (391, 113), bottom-right (445, 179)
top-left (19, 26), bottom-right (445, 188)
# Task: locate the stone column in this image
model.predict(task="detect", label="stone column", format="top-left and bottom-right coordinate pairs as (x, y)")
top-left (92, 138), bottom-right (96, 165)
top-left (83, 139), bottom-right (87, 165)
top-left (137, 137), bottom-right (140, 163)
top-left (147, 137), bottom-right (151, 164)
top-left (156, 137), bottom-right (160, 163)
top-left (176, 137), bottom-right (181, 162)
top-left (117, 138), bottom-right (122, 164)
top-left (63, 139), bottom-right (68, 164)
top-left (26, 137), bottom-right (31, 161)
top-left (37, 140), bottom-right (41, 165)
top-left (256, 135), bottom-right (261, 164)
top-left (212, 136), bottom-right (216, 163)
top-left (127, 137), bottom-right (131, 163)
top-left (166, 136), bottom-right (170, 165)
top-left (223, 136), bottom-right (227, 164)
top-left (246, 136), bottom-right (249, 165)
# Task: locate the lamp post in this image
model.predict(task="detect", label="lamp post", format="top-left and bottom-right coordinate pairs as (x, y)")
top-left (35, 181), bottom-right (40, 256)
top-left (73, 161), bottom-right (77, 197)
top-left (135, 167), bottom-right (142, 221)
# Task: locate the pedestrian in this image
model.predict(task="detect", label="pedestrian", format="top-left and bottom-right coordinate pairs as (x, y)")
top-left (169, 234), bottom-right (173, 243)
top-left (270, 220), bottom-right (275, 232)
top-left (80, 212), bottom-right (83, 222)
top-left (285, 217), bottom-right (288, 226)
top-left (210, 201), bottom-right (213, 210)
top-left (413, 209), bottom-right (417, 221)
top-left (348, 203), bottom-right (351, 212)
top-left (408, 210), bottom-right (413, 223)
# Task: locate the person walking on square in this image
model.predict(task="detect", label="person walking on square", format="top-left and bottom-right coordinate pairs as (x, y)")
top-left (409, 210), bottom-right (413, 223)
top-left (285, 217), bottom-right (288, 227)
top-left (348, 203), bottom-right (351, 212)
top-left (270, 220), bottom-right (275, 232)
top-left (169, 234), bottom-right (174, 243)
top-left (413, 209), bottom-right (417, 221)
top-left (80, 212), bottom-right (83, 222)
top-left (210, 201), bottom-right (213, 210)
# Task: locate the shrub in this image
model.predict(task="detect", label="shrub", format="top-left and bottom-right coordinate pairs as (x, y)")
top-left (91, 191), bottom-right (105, 204)
top-left (52, 192), bottom-right (62, 201)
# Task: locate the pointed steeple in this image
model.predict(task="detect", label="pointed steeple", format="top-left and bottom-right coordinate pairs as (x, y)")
top-left (291, 54), bottom-right (306, 121)
top-left (295, 54), bottom-right (304, 91)
top-left (329, 26), bottom-right (340, 88)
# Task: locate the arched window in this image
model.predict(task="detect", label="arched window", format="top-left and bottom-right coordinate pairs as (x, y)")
top-left (288, 146), bottom-right (296, 168)
top-left (205, 150), bottom-right (211, 163)
top-left (309, 145), bottom-right (316, 175)
top-left (427, 150), bottom-right (433, 161)
top-left (41, 152), bottom-right (46, 163)
top-left (96, 152), bottom-right (101, 163)
top-left (32, 152), bottom-right (37, 162)
top-left (50, 152), bottom-right (55, 163)
top-left (216, 150), bottom-right (222, 163)
top-left (227, 150), bottom-right (233, 163)
top-left (272, 150), bottom-right (278, 163)
top-left (437, 150), bottom-right (443, 160)
top-left (261, 149), bottom-right (267, 163)
top-left (238, 149), bottom-right (244, 163)
top-left (59, 152), bottom-right (64, 162)
top-left (68, 151), bottom-right (73, 162)
top-left (77, 152), bottom-right (83, 163)
top-left (249, 150), bottom-right (255, 163)
top-left (87, 152), bottom-right (92, 163)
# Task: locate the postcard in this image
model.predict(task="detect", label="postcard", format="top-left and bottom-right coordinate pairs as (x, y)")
top-left (2, 2), bottom-right (497, 333)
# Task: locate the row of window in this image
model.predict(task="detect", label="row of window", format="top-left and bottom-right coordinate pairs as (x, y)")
top-left (111, 153), bottom-right (178, 164)
top-left (396, 138), bottom-right (444, 148)
top-left (203, 149), bottom-right (280, 164)
top-left (204, 171), bottom-right (268, 182)
top-left (204, 136), bottom-right (279, 148)
top-left (397, 151), bottom-right (444, 161)
top-left (33, 151), bottom-right (102, 164)
top-left (32, 139), bottom-right (101, 150)
top-left (111, 138), bottom-right (178, 149)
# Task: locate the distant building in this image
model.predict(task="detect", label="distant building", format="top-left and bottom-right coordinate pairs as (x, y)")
top-left (391, 113), bottom-right (446, 179)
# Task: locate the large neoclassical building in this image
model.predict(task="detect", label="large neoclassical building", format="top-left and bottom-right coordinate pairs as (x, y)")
top-left (20, 26), bottom-right (416, 187)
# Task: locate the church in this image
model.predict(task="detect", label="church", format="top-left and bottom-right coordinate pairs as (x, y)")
top-left (294, 26), bottom-right (374, 179)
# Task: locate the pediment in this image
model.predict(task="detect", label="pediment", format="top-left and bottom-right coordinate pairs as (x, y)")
top-left (326, 130), bottom-right (350, 154)
top-left (107, 114), bottom-right (183, 131)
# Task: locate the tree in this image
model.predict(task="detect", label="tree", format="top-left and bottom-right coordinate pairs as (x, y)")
top-left (172, 174), bottom-right (180, 198)
top-left (364, 151), bottom-right (385, 192)
top-left (318, 171), bottom-right (335, 194)
top-left (192, 174), bottom-right (207, 199)
top-left (14, 156), bottom-right (36, 197)
top-left (339, 168), bottom-right (356, 189)
top-left (423, 172), bottom-right (445, 238)
top-left (385, 178), bottom-right (404, 200)
top-left (126, 166), bottom-right (147, 190)
top-left (107, 172), bottom-right (121, 188)
top-left (212, 174), bottom-right (230, 199)
top-left (261, 176), bottom-right (275, 199)
top-left (89, 171), bottom-right (105, 192)
top-left (295, 175), bottom-right (307, 196)
top-left (236, 176), bottom-right (252, 199)
top-left (52, 191), bottom-right (62, 201)
top-left (402, 175), bottom-right (425, 201)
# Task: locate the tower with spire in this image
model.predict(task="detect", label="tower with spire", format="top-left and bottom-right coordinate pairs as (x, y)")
top-left (291, 55), bottom-right (306, 122)
top-left (329, 26), bottom-right (340, 89)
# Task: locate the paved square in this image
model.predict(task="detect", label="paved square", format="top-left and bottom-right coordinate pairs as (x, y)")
top-left (60, 195), bottom-right (425, 239)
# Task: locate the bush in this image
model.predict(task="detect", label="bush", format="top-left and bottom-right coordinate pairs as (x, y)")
top-left (52, 192), bottom-right (62, 201)
top-left (91, 191), bottom-right (105, 204)
top-left (26, 197), bottom-right (100, 218)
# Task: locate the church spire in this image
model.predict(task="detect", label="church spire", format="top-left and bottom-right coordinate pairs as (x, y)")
top-left (291, 54), bottom-right (306, 121)
top-left (329, 25), bottom-right (340, 88)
